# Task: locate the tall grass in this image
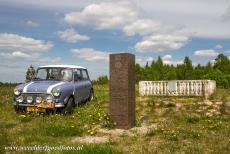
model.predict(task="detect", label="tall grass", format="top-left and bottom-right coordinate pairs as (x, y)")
top-left (0, 84), bottom-right (230, 153)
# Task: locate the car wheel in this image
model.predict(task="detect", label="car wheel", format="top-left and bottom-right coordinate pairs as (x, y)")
top-left (62, 97), bottom-right (74, 114)
top-left (88, 89), bottom-right (94, 101)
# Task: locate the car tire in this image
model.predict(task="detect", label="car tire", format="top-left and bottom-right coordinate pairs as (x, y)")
top-left (88, 89), bottom-right (94, 101)
top-left (62, 97), bottom-right (74, 114)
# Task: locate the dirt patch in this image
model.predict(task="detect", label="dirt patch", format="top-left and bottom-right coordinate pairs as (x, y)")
top-left (97, 128), bottom-right (126, 137)
top-left (72, 124), bottom-right (158, 144)
top-left (130, 124), bottom-right (157, 135)
top-left (72, 136), bottom-right (110, 144)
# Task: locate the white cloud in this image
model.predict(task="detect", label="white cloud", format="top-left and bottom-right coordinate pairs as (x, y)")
top-left (215, 44), bottom-right (223, 49)
top-left (0, 51), bottom-right (60, 63)
top-left (0, 51), bottom-right (30, 59)
top-left (0, 33), bottom-right (53, 52)
top-left (0, 33), bottom-right (59, 79)
top-left (135, 34), bottom-right (189, 52)
top-left (26, 20), bottom-right (40, 27)
top-left (3, 0), bottom-right (230, 39)
top-left (222, 6), bottom-right (230, 21)
top-left (136, 56), bottom-right (154, 66)
top-left (72, 48), bottom-right (109, 61)
top-left (194, 49), bottom-right (219, 57)
top-left (162, 54), bottom-right (172, 61)
top-left (64, 1), bottom-right (138, 29)
top-left (72, 47), bottom-right (156, 66)
top-left (57, 28), bottom-right (90, 43)
top-left (162, 54), bottom-right (183, 65)
top-left (1, 0), bottom-right (100, 10)
top-left (12, 51), bottom-right (32, 59)
top-left (123, 19), bottom-right (160, 36)
top-left (132, 0), bottom-right (230, 39)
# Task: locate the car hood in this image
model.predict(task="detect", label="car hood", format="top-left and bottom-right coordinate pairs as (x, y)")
top-left (22, 80), bottom-right (66, 93)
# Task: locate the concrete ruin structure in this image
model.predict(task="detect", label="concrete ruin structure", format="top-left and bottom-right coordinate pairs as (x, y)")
top-left (139, 80), bottom-right (216, 99)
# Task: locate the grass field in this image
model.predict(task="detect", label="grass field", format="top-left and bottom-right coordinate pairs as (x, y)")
top-left (0, 84), bottom-right (230, 154)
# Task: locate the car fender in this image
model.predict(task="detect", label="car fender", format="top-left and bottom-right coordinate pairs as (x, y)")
top-left (55, 82), bottom-right (74, 105)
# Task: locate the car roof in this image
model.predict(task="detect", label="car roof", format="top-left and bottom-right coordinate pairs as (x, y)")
top-left (38, 65), bottom-right (86, 69)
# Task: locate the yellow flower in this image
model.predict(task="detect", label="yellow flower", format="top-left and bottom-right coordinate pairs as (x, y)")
top-left (19, 115), bottom-right (26, 118)
top-left (90, 131), bottom-right (95, 135)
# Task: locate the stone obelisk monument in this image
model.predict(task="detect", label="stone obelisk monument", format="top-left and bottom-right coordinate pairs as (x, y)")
top-left (109, 53), bottom-right (135, 129)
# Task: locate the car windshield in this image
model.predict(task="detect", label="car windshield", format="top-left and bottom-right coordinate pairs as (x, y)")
top-left (35, 68), bottom-right (73, 81)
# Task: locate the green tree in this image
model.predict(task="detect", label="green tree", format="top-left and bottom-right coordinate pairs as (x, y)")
top-left (166, 66), bottom-right (177, 80)
top-left (26, 65), bottom-right (36, 83)
top-left (155, 56), bottom-right (164, 80)
top-left (214, 54), bottom-right (230, 73)
top-left (205, 69), bottom-right (230, 88)
top-left (95, 75), bottom-right (108, 85)
top-left (135, 63), bottom-right (143, 83)
top-left (177, 57), bottom-right (193, 80)
top-left (135, 54), bottom-right (230, 88)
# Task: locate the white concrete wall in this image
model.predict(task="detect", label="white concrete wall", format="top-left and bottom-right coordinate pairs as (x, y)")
top-left (139, 80), bottom-right (216, 98)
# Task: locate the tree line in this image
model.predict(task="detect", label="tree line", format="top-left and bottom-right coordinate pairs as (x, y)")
top-left (1, 54), bottom-right (230, 88)
top-left (135, 54), bottom-right (230, 88)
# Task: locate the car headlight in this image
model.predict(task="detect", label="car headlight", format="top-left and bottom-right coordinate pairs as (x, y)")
top-left (36, 97), bottom-right (42, 103)
top-left (46, 95), bottom-right (53, 103)
top-left (52, 88), bottom-right (61, 97)
top-left (16, 96), bottom-right (23, 103)
top-left (14, 88), bottom-right (21, 96)
top-left (26, 96), bottom-right (33, 104)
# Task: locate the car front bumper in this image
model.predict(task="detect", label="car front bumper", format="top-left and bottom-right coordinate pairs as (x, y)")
top-left (13, 101), bottom-right (65, 108)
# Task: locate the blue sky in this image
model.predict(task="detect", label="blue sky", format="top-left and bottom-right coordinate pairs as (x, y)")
top-left (0, 0), bottom-right (230, 82)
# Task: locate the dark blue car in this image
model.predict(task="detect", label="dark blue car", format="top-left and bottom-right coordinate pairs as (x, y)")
top-left (13, 65), bottom-right (94, 114)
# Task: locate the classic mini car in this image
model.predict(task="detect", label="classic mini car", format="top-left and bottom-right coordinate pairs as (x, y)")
top-left (13, 65), bottom-right (94, 114)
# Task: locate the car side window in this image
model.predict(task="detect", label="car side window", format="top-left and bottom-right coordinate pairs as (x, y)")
top-left (82, 69), bottom-right (89, 80)
top-left (74, 70), bottom-right (82, 82)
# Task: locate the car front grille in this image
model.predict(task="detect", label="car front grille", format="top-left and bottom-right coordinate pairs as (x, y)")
top-left (21, 93), bottom-right (52, 104)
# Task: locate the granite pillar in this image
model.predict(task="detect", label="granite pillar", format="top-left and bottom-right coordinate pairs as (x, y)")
top-left (109, 53), bottom-right (135, 129)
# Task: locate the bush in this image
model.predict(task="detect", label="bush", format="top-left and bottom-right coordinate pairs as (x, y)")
top-left (93, 75), bottom-right (108, 85)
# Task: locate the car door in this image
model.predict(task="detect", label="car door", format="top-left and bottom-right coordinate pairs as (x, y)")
top-left (73, 70), bottom-right (85, 103)
top-left (81, 69), bottom-right (92, 100)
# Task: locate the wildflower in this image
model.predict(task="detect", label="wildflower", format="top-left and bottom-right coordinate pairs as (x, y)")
top-left (90, 131), bottom-right (94, 135)
top-left (19, 115), bottom-right (26, 118)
